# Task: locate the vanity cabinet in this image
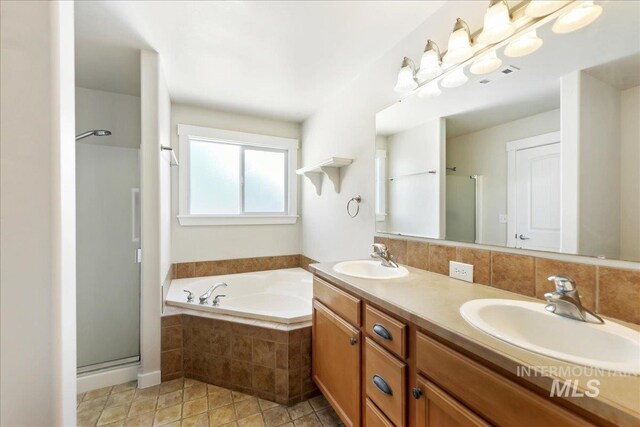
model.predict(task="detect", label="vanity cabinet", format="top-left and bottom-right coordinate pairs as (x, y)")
top-left (414, 377), bottom-right (489, 427)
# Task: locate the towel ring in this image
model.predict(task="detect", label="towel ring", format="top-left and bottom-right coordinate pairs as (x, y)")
top-left (347, 195), bottom-right (361, 218)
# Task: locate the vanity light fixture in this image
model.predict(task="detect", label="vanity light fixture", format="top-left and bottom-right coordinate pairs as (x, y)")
top-left (478, 0), bottom-right (516, 44)
top-left (470, 50), bottom-right (503, 75)
top-left (394, 57), bottom-right (418, 93)
top-left (504, 29), bottom-right (544, 57)
top-left (525, 1), bottom-right (570, 18)
top-left (441, 68), bottom-right (469, 88)
top-left (416, 40), bottom-right (443, 82)
top-left (552, 1), bottom-right (603, 34)
top-left (442, 18), bottom-right (474, 65)
top-left (418, 80), bottom-right (442, 98)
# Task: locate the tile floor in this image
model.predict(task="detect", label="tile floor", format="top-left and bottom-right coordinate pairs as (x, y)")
top-left (77, 378), bottom-right (344, 427)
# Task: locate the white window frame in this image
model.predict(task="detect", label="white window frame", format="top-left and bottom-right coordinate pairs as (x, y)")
top-left (177, 124), bottom-right (299, 226)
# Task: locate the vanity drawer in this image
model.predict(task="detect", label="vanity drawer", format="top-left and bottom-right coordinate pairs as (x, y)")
top-left (415, 332), bottom-right (595, 427)
top-left (313, 277), bottom-right (361, 326)
top-left (365, 338), bottom-right (406, 427)
top-left (365, 398), bottom-right (394, 427)
top-left (365, 304), bottom-right (406, 359)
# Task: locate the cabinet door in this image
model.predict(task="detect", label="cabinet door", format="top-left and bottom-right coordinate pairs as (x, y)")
top-left (414, 376), bottom-right (490, 427)
top-left (312, 300), bottom-right (361, 427)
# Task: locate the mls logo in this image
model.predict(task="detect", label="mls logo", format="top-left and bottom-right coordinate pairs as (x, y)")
top-left (550, 379), bottom-right (600, 398)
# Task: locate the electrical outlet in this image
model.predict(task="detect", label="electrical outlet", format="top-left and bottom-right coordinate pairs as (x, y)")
top-left (449, 261), bottom-right (474, 283)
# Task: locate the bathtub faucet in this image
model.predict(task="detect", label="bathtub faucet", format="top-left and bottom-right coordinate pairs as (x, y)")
top-left (199, 282), bottom-right (228, 304)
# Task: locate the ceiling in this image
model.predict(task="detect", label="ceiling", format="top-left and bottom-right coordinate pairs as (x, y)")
top-left (75, 1), bottom-right (446, 122)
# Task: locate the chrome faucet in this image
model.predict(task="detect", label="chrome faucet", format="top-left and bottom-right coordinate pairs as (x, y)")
top-left (183, 289), bottom-right (194, 303)
top-left (370, 243), bottom-right (399, 268)
top-left (544, 275), bottom-right (603, 324)
top-left (199, 282), bottom-right (228, 304)
top-left (211, 294), bottom-right (226, 307)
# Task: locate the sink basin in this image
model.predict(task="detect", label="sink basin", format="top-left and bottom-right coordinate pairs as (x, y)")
top-left (333, 260), bottom-right (409, 280)
top-left (460, 299), bottom-right (640, 375)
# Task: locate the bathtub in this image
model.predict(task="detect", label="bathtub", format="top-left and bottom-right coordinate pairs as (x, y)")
top-left (166, 268), bottom-right (313, 324)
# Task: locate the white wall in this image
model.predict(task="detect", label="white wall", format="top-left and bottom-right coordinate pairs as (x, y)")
top-left (76, 87), bottom-right (141, 148)
top-left (577, 72), bottom-right (621, 259)
top-left (447, 109), bottom-right (560, 246)
top-left (170, 103), bottom-right (301, 262)
top-left (139, 50), bottom-right (170, 388)
top-left (1, 1), bottom-right (76, 425)
top-left (620, 86), bottom-right (640, 261)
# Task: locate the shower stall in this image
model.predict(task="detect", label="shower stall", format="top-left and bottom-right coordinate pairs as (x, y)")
top-left (75, 87), bottom-right (142, 376)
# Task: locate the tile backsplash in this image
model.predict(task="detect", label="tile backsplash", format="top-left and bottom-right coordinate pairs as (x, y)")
top-left (173, 255), bottom-right (316, 279)
top-left (375, 236), bottom-right (640, 325)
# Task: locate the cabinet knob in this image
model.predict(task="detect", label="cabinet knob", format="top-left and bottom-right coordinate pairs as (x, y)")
top-left (412, 387), bottom-right (423, 399)
top-left (349, 337), bottom-right (357, 346)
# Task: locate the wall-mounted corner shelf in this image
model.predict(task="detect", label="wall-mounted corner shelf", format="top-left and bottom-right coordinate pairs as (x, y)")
top-left (296, 157), bottom-right (353, 195)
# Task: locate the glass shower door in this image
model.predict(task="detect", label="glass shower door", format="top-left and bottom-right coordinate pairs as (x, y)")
top-left (445, 174), bottom-right (477, 243)
top-left (76, 143), bottom-right (141, 372)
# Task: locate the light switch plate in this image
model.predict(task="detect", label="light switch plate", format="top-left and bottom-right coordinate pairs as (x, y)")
top-left (449, 261), bottom-right (473, 283)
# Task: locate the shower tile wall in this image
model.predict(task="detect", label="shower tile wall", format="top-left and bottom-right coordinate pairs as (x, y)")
top-left (161, 314), bottom-right (316, 406)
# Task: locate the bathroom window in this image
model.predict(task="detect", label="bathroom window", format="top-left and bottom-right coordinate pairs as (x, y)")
top-left (177, 124), bottom-right (299, 225)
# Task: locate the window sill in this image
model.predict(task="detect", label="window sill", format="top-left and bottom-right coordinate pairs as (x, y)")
top-left (177, 215), bottom-right (299, 226)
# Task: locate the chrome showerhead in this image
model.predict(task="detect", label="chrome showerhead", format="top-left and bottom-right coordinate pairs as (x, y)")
top-left (75, 130), bottom-right (112, 141)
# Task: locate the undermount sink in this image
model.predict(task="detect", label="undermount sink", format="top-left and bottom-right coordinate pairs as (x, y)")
top-left (333, 260), bottom-right (409, 280)
top-left (460, 299), bottom-right (640, 375)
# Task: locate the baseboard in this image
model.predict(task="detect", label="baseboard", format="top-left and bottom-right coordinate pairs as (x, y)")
top-left (137, 369), bottom-right (162, 389)
top-left (77, 363), bottom-right (139, 393)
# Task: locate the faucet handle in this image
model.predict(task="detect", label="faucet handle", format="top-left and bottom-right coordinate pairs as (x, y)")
top-left (212, 294), bottom-right (226, 306)
top-left (183, 289), bottom-right (194, 302)
top-left (547, 274), bottom-right (576, 292)
top-left (371, 243), bottom-right (387, 253)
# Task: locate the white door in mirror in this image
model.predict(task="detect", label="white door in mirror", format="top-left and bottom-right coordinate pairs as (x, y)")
top-left (449, 261), bottom-right (473, 283)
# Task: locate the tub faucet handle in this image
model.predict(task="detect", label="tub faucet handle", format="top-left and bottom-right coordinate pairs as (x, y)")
top-left (212, 294), bottom-right (226, 307)
top-left (183, 289), bottom-right (194, 302)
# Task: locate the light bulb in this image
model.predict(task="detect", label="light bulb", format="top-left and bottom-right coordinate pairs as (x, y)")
top-left (441, 68), bottom-right (468, 88)
top-left (416, 40), bottom-right (443, 82)
top-left (525, 1), bottom-right (570, 18)
top-left (552, 1), bottom-right (602, 34)
top-left (442, 19), bottom-right (474, 65)
top-left (470, 51), bottom-right (502, 75)
top-left (418, 81), bottom-right (442, 98)
top-left (394, 57), bottom-right (418, 93)
top-left (478, 0), bottom-right (516, 44)
top-left (504, 29), bottom-right (543, 57)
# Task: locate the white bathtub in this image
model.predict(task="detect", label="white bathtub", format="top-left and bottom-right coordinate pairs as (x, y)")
top-left (166, 268), bottom-right (313, 324)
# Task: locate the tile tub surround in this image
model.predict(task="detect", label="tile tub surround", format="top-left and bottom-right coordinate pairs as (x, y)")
top-left (374, 236), bottom-right (640, 325)
top-left (77, 378), bottom-right (342, 427)
top-left (161, 314), bottom-right (317, 406)
top-left (174, 255), bottom-right (318, 279)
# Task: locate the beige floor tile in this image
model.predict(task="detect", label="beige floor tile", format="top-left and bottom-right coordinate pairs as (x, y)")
top-left (124, 412), bottom-right (155, 427)
top-left (207, 384), bottom-right (226, 394)
top-left (77, 409), bottom-right (102, 427)
top-left (286, 402), bottom-right (312, 421)
top-left (184, 378), bottom-right (206, 388)
top-left (209, 404), bottom-right (237, 427)
top-left (158, 390), bottom-right (183, 409)
top-left (113, 381), bottom-right (138, 394)
top-left (98, 405), bottom-right (129, 426)
top-left (314, 408), bottom-right (340, 427)
top-left (162, 422), bottom-right (182, 427)
top-left (78, 395), bottom-right (108, 413)
top-left (85, 386), bottom-right (113, 401)
top-left (292, 414), bottom-right (321, 427)
top-left (237, 414), bottom-right (265, 427)
top-left (257, 399), bottom-right (278, 412)
top-left (154, 404), bottom-right (182, 426)
top-left (106, 390), bottom-right (135, 408)
top-left (77, 393), bottom-right (86, 405)
top-left (234, 398), bottom-right (260, 419)
top-left (135, 386), bottom-right (160, 401)
top-left (307, 396), bottom-right (328, 412)
top-left (183, 396), bottom-right (209, 418)
top-left (218, 423), bottom-right (238, 427)
top-left (262, 406), bottom-right (291, 427)
top-left (208, 389), bottom-right (232, 410)
top-left (103, 421), bottom-right (125, 427)
top-left (184, 384), bottom-right (207, 401)
top-left (231, 391), bottom-right (252, 402)
top-left (129, 397), bottom-right (158, 417)
top-left (160, 379), bottom-right (184, 395)
top-left (181, 413), bottom-right (209, 427)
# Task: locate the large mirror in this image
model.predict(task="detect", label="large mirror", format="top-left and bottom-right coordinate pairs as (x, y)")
top-left (375, 1), bottom-right (640, 262)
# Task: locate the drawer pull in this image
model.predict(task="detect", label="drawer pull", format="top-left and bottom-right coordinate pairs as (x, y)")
top-left (373, 323), bottom-right (392, 340)
top-left (350, 337), bottom-right (358, 346)
top-left (372, 375), bottom-right (393, 396)
top-left (412, 387), bottom-right (423, 399)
